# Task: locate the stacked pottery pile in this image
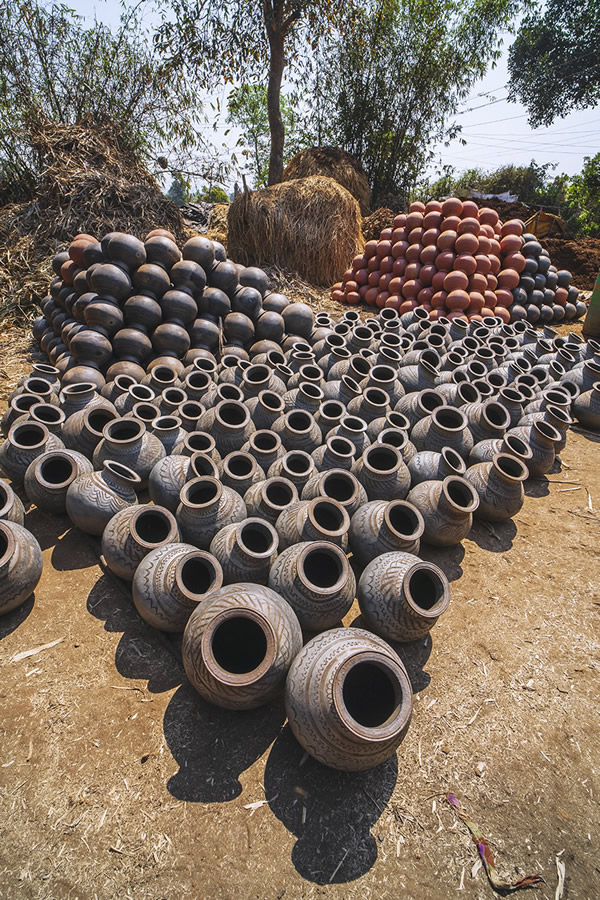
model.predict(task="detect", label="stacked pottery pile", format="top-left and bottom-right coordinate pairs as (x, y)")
top-left (331, 198), bottom-right (584, 325)
top-left (3, 239), bottom-right (599, 773)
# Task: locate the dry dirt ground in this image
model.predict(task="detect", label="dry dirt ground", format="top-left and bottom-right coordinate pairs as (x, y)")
top-left (0, 325), bottom-right (599, 900)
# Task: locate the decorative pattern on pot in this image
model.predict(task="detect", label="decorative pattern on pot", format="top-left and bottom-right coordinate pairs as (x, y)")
top-left (572, 383), bottom-right (600, 431)
top-left (148, 454), bottom-right (192, 513)
top-left (197, 399), bottom-right (256, 454)
top-left (311, 435), bottom-right (356, 472)
top-left (267, 450), bottom-right (316, 490)
top-left (468, 432), bottom-right (533, 467)
top-left (101, 504), bottom-right (180, 581)
top-left (176, 476), bottom-right (247, 550)
top-left (349, 499), bottom-right (425, 569)
top-left (133, 544), bottom-right (223, 631)
top-left (301, 468), bottom-right (367, 516)
top-left (24, 449), bottom-right (93, 514)
top-left (507, 420), bottom-right (560, 476)
top-left (0, 422), bottom-right (65, 484)
top-left (407, 447), bottom-right (466, 486)
top-left (395, 389), bottom-right (445, 428)
top-left (243, 477), bottom-right (299, 525)
top-left (275, 497), bottom-right (350, 552)
top-left (461, 400), bottom-right (511, 443)
top-left (406, 475), bottom-right (479, 546)
top-left (352, 443), bottom-right (411, 501)
top-left (220, 451), bottom-right (265, 496)
top-left (0, 520), bottom-right (44, 615)
top-left (0, 479), bottom-right (25, 525)
top-left (269, 541), bottom-right (355, 631)
top-left (347, 387), bottom-right (391, 425)
top-left (151, 415), bottom-right (187, 454)
top-left (60, 382), bottom-right (112, 419)
top-left (271, 410), bottom-right (322, 454)
top-left (61, 405), bottom-right (119, 459)
top-left (92, 418), bottom-right (165, 490)
top-left (357, 550), bottom-right (450, 642)
top-left (209, 517), bottom-right (278, 585)
top-left (410, 406), bottom-right (473, 458)
top-left (464, 453), bottom-right (528, 521)
top-left (65, 461), bottom-right (140, 535)
top-left (284, 627), bottom-right (413, 771)
top-left (182, 583), bottom-right (303, 709)
top-left (244, 390), bottom-right (285, 430)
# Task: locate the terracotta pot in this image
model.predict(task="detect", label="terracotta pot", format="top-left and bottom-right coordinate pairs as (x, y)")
top-left (177, 476), bottom-right (247, 550)
top-left (314, 400), bottom-right (346, 439)
top-left (151, 416), bottom-right (187, 454)
top-left (572, 383), bottom-right (600, 431)
top-left (100, 374), bottom-right (138, 405)
top-left (61, 405), bottom-right (119, 459)
top-left (182, 583), bottom-right (303, 709)
top-left (148, 453), bottom-right (191, 512)
top-left (93, 418), bottom-right (165, 490)
top-left (358, 550), bottom-right (450, 642)
top-left (243, 477), bottom-right (298, 524)
top-left (410, 406), bottom-right (474, 459)
top-left (173, 431), bottom-right (221, 462)
top-left (66, 461), bottom-right (140, 535)
top-left (283, 383), bottom-right (324, 415)
top-left (395, 389), bottom-right (445, 428)
top-left (406, 476), bottom-right (479, 546)
top-left (407, 447), bottom-right (466, 485)
top-left (241, 430), bottom-right (285, 470)
top-left (468, 432), bottom-right (533, 467)
top-left (209, 517), bottom-right (278, 585)
top-left (0, 479), bottom-right (25, 525)
top-left (461, 400), bottom-right (511, 443)
top-left (507, 421), bottom-right (560, 476)
top-left (24, 449), bottom-right (93, 514)
top-left (0, 422), bottom-right (64, 484)
top-left (1, 394), bottom-right (40, 437)
top-left (60, 382), bottom-right (112, 419)
top-left (301, 468), bottom-right (367, 516)
top-left (133, 544), bottom-right (223, 632)
top-left (349, 499), bottom-right (424, 569)
top-left (311, 435), bottom-right (356, 472)
top-left (275, 497), bottom-right (350, 552)
top-left (269, 541), bottom-right (355, 632)
top-left (197, 400), bottom-right (256, 454)
top-left (285, 627), bottom-right (413, 771)
top-left (326, 416), bottom-right (371, 458)
top-left (267, 450), bottom-right (316, 490)
top-left (12, 402), bottom-right (66, 437)
top-left (101, 503), bottom-right (180, 581)
top-left (219, 451), bottom-right (264, 496)
top-left (0, 520), bottom-right (44, 615)
top-left (464, 453), bottom-right (528, 521)
top-left (352, 443), bottom-right (411, 501)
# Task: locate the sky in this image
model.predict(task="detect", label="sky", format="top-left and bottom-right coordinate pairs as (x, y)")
top-left (69, 0), bottom-right (599, 189)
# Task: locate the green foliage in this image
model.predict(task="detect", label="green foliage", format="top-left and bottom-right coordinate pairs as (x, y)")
top-left (566, 154), bottom-right (600, 236)
top-left (0, 0), bottom-right (207, 200)
top-left (313, 0), bottom-right (525, 206)
top-left (197, 184), bottom-right (230, 204)
top-left (226, 84), bottom-right (304, 188)
top-left (508, 0), bottom-right (600, 127)
top-left (167, 172), bottom-right (192, 207)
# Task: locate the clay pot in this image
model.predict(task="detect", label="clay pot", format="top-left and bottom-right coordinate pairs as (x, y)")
top-left (2, 394), bottom-right (40, 437)
top-left (396, 389), bottom-right (445, 428)
top-left (177, 476), bottom-right (247, 550)
top-left (507, 421), bottom-right (560, 476)
top-left (406, 476), bottom-right (479, 546)
top-left (100, 374), bottom-right (138, 405)
top-left (133, 544), bottom-right (223, 631)
top-left (210, 517), bottom-right (278, 585)
top-left (285, 627), bottom-right (413, 771)
top-left (461, 400), bottom-right (511, 443)
top-left (282, 302), bottom-right (314, 338)
top-left (66, 461), bottom-right (140, 535)
top-left (0, 479), bottom-right (25, 525)
top-left (358, 551), bottom-right (450, 642)
top-left (314, 400), bottom-right (346, 439)
top-left (241, 430), bottom-right (285, 470)
top-left (93, 418), bottom-right (165, 490)
top-left (106, 233), bottom-right (146, 270)
top-left (148, 454), bottom-right (191, 512)
top-left (407, 447), bottom-right (466, 485)
top-left (182, 583), bottom-right (303, 709)
top-left (60, 383), bottom-right (112, 419)
top-left (0, 422), bottom-right (65, 484)
top-left (151, 416), bottom-right (187, 454)
top-left (197, 400), bottom-right (256, 454)
top-left (241, 364), bottom-right (286, 398)
top-left (464, 454), bottom-right (528, 521)
top-left (269, 541), bottom-right (355, 631)
top-left (572, 383), bottom-right (600, 431)
top-left (326, 416), bottom-right (371, 458)
top-left (243, 477), bottom-right (298, 524)
top-left (410, 407), bottom-right (473, 459)
top-left (283, 383), bottom-right (324, 415)
top-left (301, 468), bottom-right (367, 516)
top-left (101, 503), bottom-right (180, 581)
top-left (272, 410), bottom-right (322, 454)
top-left (275, 497), bottom-right (350, 552)
top-left (173, 431), bottom-right (221, 462)
top-left (349, 499), bottom-right (424, 569)
top-left (61, 405), bottom-right (119, 459)
top-left (24, 449), bottom-right (93, 514)
top-left (12, 402), bottom-right (66, 437)
top-left (267, 450), bottom-right (317, 490)
top-left (0, 521), bottom-right (44, 615)
top-left (347, 388), bottom-right (391, 426)
top-left (352, 443), bottom-right (411, 501)
top-left (468, 432), bottom-right (533, 467)
top-left (312, 435), bottom-right (356, 471)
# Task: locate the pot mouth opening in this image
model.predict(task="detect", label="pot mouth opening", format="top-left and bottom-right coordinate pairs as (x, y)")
top-left (500, 388), bottom-right (523, 403)
top-left (332, 346), bottom-right (351, 360)
top-left (103, 460), bottom-right (141, 483)
top-left (495, 453), bottom-right (528, 482)
top-left (379, 347), bottom-right (401, 363)
top-left (114, 374), bottom-right (137, 390)
top-left (458, 383), bottom-right (480, 404)
top-left (239, 520), bottom-right (277, 556)
top-left (210, 614), bottom-right (271, 676)
top-left (328, 437), bottom-right (355, 458)
top-left (444, 477), bottom-right (478, 511)
top-left (179, 401), bottom-right (203, 418)
top-left (217, 384), bottom-right (244, 401)
top-left (419, 390), bottom-right (444, 413)
top-left (370, 365), bottom-right (396, 382)
top-left (326, 334), bottom-right (345, 349)
top-left (154, 415), bottom-right (180, 431)
top-left (388, 412), bottom-right (410, 431)
top-left (381, 331), bottom-right (402, 346)
top-left (363, 388), bottom-right (388, 407)
top-left (245, 364), bottom-right (270, 384)
top-left (177, 553), bottom-right (219, 597)
top-left (299, 383), bottom-right (323, 400)
top-left (378, 428), bottom-right (406, 449)
top-left (534, 420), bottom-right (561, 442)
top-left (10, 423), bottom-right (47, 449)
top-left (287, 411), bottom-right (312, 433)
top-left (38, 453), bottom-right (75, 487)
top-left (284, 451), bottom-right (312, 475)
top-left (339, 660), bottom-right (404, 730)
top-left (186, 371), bottom-right (210, 389)
top-left (365, 444), bottom-right (400, 473)
top-left (33, 363), bottom-right (59, 375)
top-left (350, 357), bottom-right (371, 377)
top-left (320, 400), bottom-right (344, 419)
top-left (299, 364), bottom-right (321, 380)
top-left (0, 482), bottom-right (10, 516)
top-left (342, 415), bottom-right (366, 434)
top-left (504, 434), bottom-right (532, 459)
top-left (321, 471), bottom-right (356, 503)
top-left (484, 402), bottom-right (510, 429)
top-left (387, 501), bottom-right (423, 538)
top-left (132, 508), bottom-right (174, 546)
top-left (300, 544), bottom-right (344, 589)
top-left (162, 388), bottom-right (187, 404)
top-left (468, 361), bottom-right (486, 377)
top-left (217, 401), bottom-right (248, 427)
top-left (545, 389), bottom-right (570, 406)
top-left (106, 420), bottom-right (144, 442)
top-left (152, 366), bottom-right (177, 384)
top-left (26, 378), bottom-right (53, 395)
top-left (258, 390), bottom-right (283, 412)
top-left (225, 453), bottom-right (253, 477)
top-left (13, 394), bottom-right (38, 413)
top-left (405, 564), bottom-right (448, 614)
top-left (190, 453), bottom-right (219, 478)
top-left (252, 431), bottom-right (279, 451)
top-left (265, 479), bottom-right (294, 508)
top-left (193, 358), bottom-right (217, 374)
top-left (340, 375), bottom-right (361, 395)
top-left (546, 405), bottom-right (571, 425)
top-left (487, 372), bottom-right (506, 388)
top-left (474, 379), bottom-right (494, 397)
top-left (32, 404), bottom-right (63, 424)
top-left (434, 408), bottom-right (465, 431)
top-left (130, 384), bottom-right (154, 401)
top-left (476, 347), bottom-right (494, 360)
top-left (266, 350), bottom-right (285, 365)
top-left (63, 382), bottom-right (96, 396)
top-left (221, 354), bottom-right (240, 368)
top-left (311, 499), bottom-right (346, 534)
top-left (441, 446), bottom-right (466, 473)
top-left (184, 477), bottom-right (221, 506)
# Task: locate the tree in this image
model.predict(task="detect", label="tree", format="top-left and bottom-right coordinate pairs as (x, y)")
top-left (155, 0), bottom-right (344, 186)
top-left (196, 184), bottom-right (230, 203)
top-left (508, 0), bottom-right (600, 127)
top-left (167, 172), bottom-right (192, 206)
top-left (312, 0), bottom-right (525, 206)
top-left (566, 154), bottom-right (600, 236)
top-left (227, 84), bottom-right (304, 188)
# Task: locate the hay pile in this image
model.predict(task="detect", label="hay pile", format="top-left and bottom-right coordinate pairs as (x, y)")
top-left (227, 176), bottom-right (363, 287)
top-left (207, 203), bottom-right (229, 248)
top-left (282, 147), bottom-right (371, 216)
top-left (0, 120), bottom-right (187, 322)
top-left (361, 207), bottom-right (395, 242)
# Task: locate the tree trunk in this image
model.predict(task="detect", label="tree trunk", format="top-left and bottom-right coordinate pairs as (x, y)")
top-left (266, 27), bottom-right (285, 185)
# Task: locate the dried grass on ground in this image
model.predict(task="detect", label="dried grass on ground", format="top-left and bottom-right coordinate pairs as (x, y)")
top-left (0, 120), bottom-right (187, 323)
top-left (281, 147), bottom-right (372, 215)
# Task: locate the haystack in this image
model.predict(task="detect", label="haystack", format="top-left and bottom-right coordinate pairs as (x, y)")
top-left (282, 148), bottom-right (371, 216)
top-left (362, 207), bottom-right (395, 242)
top-left (0, 120), bottom-right (186, 321)
top-left (227, 176), bottom-right (363, 287)
top-left (207, 203), bottom-right (229, 248)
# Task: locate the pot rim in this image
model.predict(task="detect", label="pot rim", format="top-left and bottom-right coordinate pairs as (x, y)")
top-left (297, 540), bottom-right (348, 594)
top-left (262, 477), bottom-right (297, 510)
top-left (103, 418), bottom-right (146, 446)
top-left (180, 475), bottom-right (222, 508)
top-left (174, 549), bottom-right (221, 601)
top-left (402, 560), bottom-right (451, 618)
top-left (8, 421), bottom-right (49, 450)
top-left (0, 481), bottom-right (14, 518)
top-left (32, 450), bottom-right (78, 490)
top-left (130, 504), bottom-right (179, 550)
top-left (363, 443), bottom-right (402, 475)
top-left (201, 606), bottom-right (277, 687)
top-left (102, 459), bottom-right (142, 485)
top-left (441, 476), bottom-right (480, 514)
top-left (384, 499), bottom-right (425, 541)
top-left (307, 497), bottom-right (350, 537)
top-left (492, 453), bottom-right (529, 483)
top-left (235, 517), bottom-right (278, 558)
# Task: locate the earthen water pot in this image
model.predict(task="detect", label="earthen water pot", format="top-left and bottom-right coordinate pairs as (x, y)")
top-left (101, 503), bottom-right (180, 581)
top-left (61, 405), bottom-right (119, 459)
top-left (301, 468), bottom-right (367, 517)
top-left (507, 421), bottom-right (560, 477)
top-left (93, 418), bottom-right (165, 490)
top-left (410, 407), bottom-right (474, 459)
top-left (243, 477), bottom-right (298, 525)
top-left (65, 461), bottom-right (140, 535)
top-left (572, 383), bottom-right (600, 431)
top-left (0, 422), bottom-right (65, 484)
top-left (197, 400), bottom-right (256, 455)
top-left (0, 479), bottom-right (25, 525)
top-left (272, 410), bottom-right (322, 454)
top-left (406, 475), bottom-right (479, 546)
top-left (24, 449), bottom-right (93, 514)
top-left (241, 430), bottom-right (285, 471)
top-left (275, 497), bottom-right (350, 552)
top-left (0, 520), bottom-right (44, 615)
top-left (407, 447), bottom-right (466, 486)
top-left (349, 499), bottom-right (425, 569)
top-left (464, 453), bottom-right (528, 521)
top-left (176, 476), bottom-right (247, 550)
top-left (220, 451), bottom-right (265, 496)
top-left (209, 517), bottom-right (279, 585)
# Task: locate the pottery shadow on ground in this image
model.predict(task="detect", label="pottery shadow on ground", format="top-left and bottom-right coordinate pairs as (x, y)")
top-left (572, 426), bottom-right (600, 444)
top-left (265, 724), bottom-right (398, 885)
top-left (524, 475), bottom-right (550, 498)
top-left (350, 614), bottom-right (432, 693)
top-left (163, 682), bottom-right (286, 803)
top-left (0, 595), bottom-right (34, 641)
top-left (50, 525), bottom-right (100, 569)
top-left (469, 518), bottom-right (517, 553)
top-left (418, 541), bottom-right (465, 583)
top-left (25, 507), bottom-right (72, 553)
top-left (86, 574), bottom-right (182, 694)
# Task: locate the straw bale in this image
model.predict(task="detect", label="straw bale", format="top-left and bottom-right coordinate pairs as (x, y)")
top-left (227, 176), bottom-right (363, 288)
top-left (282, 147), bottom-right (371, 215)
top-left (362, 207), bottom-right (395, 242)
top-left (207, 203), bottom-right (229, 248)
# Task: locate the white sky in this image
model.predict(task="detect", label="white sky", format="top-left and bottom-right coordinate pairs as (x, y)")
top-left (70, 0), bottom-right (599, 189)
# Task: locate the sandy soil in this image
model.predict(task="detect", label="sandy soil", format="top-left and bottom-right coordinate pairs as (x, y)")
top-left (0, 329), bottom-right (599, 900)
